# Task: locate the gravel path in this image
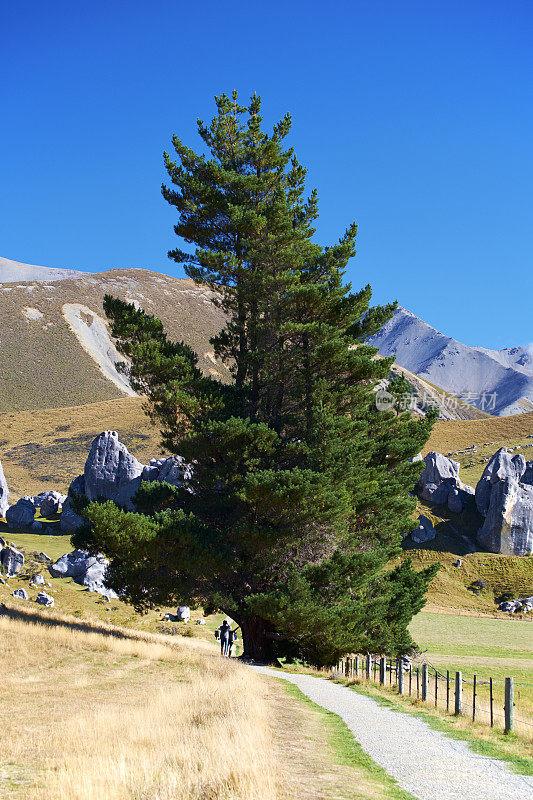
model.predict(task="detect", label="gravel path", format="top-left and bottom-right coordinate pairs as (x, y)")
top-left (254, 666), bottom-right (532, 800)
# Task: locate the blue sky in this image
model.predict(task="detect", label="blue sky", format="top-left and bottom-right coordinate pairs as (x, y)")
top-left (2, 0), bottom-right (532, 348)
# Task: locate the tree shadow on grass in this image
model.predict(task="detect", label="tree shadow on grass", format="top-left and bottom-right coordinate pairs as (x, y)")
top-left (0, 602), bottom-right (146, 644)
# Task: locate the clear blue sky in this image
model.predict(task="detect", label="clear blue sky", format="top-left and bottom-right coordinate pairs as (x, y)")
top-left (2, 0), bottom-right (532, 348)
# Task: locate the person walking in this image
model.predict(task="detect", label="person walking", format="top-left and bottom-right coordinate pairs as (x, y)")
top-left (215, 619), bottom-right (239, 657)
top-left (218, 619), bottom-right (231, 656)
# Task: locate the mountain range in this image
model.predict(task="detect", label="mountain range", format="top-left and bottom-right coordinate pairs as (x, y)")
top-left (367, 307), bottom-right (533, 417)
top-left (0, 257), bottom-right (531, 418)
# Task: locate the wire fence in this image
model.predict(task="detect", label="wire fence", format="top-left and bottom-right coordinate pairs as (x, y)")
top-left (333, 655), bottom-right (533, 739)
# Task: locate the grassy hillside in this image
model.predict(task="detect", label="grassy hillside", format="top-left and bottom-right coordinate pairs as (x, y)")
top-left (0, 397), bottom-right (162, 501)
top-left (0, 604), bottom-right (278, 799)
top-left (424, 412), bottom-right (533, 486)
top-left (0, 269), bottom-right (228, 412)
top-left (0, 522), bottom-right (233, 646)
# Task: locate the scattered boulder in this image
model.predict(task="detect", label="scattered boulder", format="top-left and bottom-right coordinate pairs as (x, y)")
top-left (84, 431), bottom-right (144, 510)
top-left (59, 434), bottom-right (192, 523)
top-left (196, 618), bottom-right (206, 625)
top-left (5, 497), bottom-right (35, 529)
top-left (35, 591), bottom-right (54, 607)
top-left (0, 460), bottom-right (8, 517)
top-left (36, 491), bottom-right (67, 517)
top-left (477, 478), bottom-right (533, 555)
top-left (411, 514), bottom-right (436, 543)
top-left (0, 545), bottom-right (24, 576)
top-left (453, 559), bottom-right (462, 567)
top-left (13, 588), bottom-right (28, 600)
top-left (30, 574), bottom-right (45, 587)
top-left (49, 549), bottom-right (118, 597)
top-left (498, 596), bottom-right (533, 613)
top-left (142, 456), bottom-right (193, 488)
top-left (475, 448), bottom-right (527, 516)
top-left (60, 494), bottom-right (86, 535)
top-left (176, 606), bottom-right (191, 622)
top-left (416, 452), bottom-right (460, 505)
top-left (448, 486), bottom-right (471, 513)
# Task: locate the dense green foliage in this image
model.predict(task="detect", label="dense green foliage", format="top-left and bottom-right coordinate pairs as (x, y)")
top-left (77, 92), bottom-right (438, 665)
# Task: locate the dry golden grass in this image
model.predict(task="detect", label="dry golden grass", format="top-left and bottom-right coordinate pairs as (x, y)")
top-left (0, 397), bottom-right (163, 501)
top-left (426, 412), bottom-right (533, 454)
top-left (0, 605), bottom-right (276, 800)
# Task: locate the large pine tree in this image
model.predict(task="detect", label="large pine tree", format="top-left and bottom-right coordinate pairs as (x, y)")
top-left (76, 92), bottom-right (437, 665)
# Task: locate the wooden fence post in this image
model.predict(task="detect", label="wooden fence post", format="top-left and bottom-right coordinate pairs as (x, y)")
top-left (355, 656), bottom-right (359, 678)
top-left (472, 675), bottom-right (476, 722)
top-left (504, 677), bottom-right (514, 733)
top-left (409, 665), bottom-right (412, 696)
top-left (490, 677), bottom-right (494, 727)
top-left (366, 655), bottom-right (371, 680)
top-left (446, 670), bottom-right (450, 712)
top-left (435, 670), bottom-right (438, 708)
top-left (421, 664), bottom-right (428, 701)
top-left (379, 657), bottom-right (386, 685)
top-left (398, 660), bottom-right (404, 695)
top-left (455, 671), bottom-right (463, 716)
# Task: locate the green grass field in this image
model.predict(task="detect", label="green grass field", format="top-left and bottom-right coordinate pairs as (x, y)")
top-left (409, 610), bottom-right (533, 733)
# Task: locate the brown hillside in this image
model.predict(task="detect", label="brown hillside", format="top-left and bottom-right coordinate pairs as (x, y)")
top-left (0, 268), bottom-right (228, 412)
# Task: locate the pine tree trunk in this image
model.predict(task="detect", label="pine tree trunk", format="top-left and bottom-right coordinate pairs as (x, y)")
top-left (239, 615), bottom-right (275, 663)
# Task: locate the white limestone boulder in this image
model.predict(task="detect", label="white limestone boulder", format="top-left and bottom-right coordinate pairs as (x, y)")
top-left (84, 431), bottom-right (144, 510)
top-left (416, 452), bottom-right (460, 505)
top-left (411, 514), bottom-right (436, 543)
top-left (477, 478), bottom-right (533, 555)
top-left (35, 591), bottom-right (54, 607)
top-left (5, 497), bottom-right (35, 529)
top-left (1, 545), bottom-right (24, 576)
top-left (475, 448), bottom-right (527, 516)
top-left (49, 549), bottom-right (118, 598)
top-left (0, 460), bottom-right (9, 517)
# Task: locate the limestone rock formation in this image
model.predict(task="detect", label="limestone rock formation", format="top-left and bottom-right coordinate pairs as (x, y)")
top-left (176, 606), bottom-right (191, 621)
top-left (13, 588), bottom-right (28, 600)
top-left (416, 452), bottom-right (466, 505)
top-left (1, 545), bottom-right (24, 576)
top-left (35, 491), bottom-right (67, 517)
top-left (49, 549), bottom-right (118, 597)
top-left (67, 433), bottom-right (192, 517)
top-left (475, 448), bottom-right (527, 516)
top-left (142, 456), bottom-right (193, 487)
top-left (5, 497), bottom-right (35, 529)
top-left (84, 431), bottom-right (144, 510)
top-left (0, 460), bottom-right (9, 517)
top-left (411, 514), bottom-right (436, 543)
top-left (477, 478), bottom-right (533, 555)
top-left (35, 591), bottom-right (54, 607)
top-left (499, 596), bottom-right (533, 613)
top-left (60, 496), bottom-right (86, 534)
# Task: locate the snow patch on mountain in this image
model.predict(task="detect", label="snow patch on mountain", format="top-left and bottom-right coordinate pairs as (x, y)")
top-left (367, 308), bottom-right (533, 417)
